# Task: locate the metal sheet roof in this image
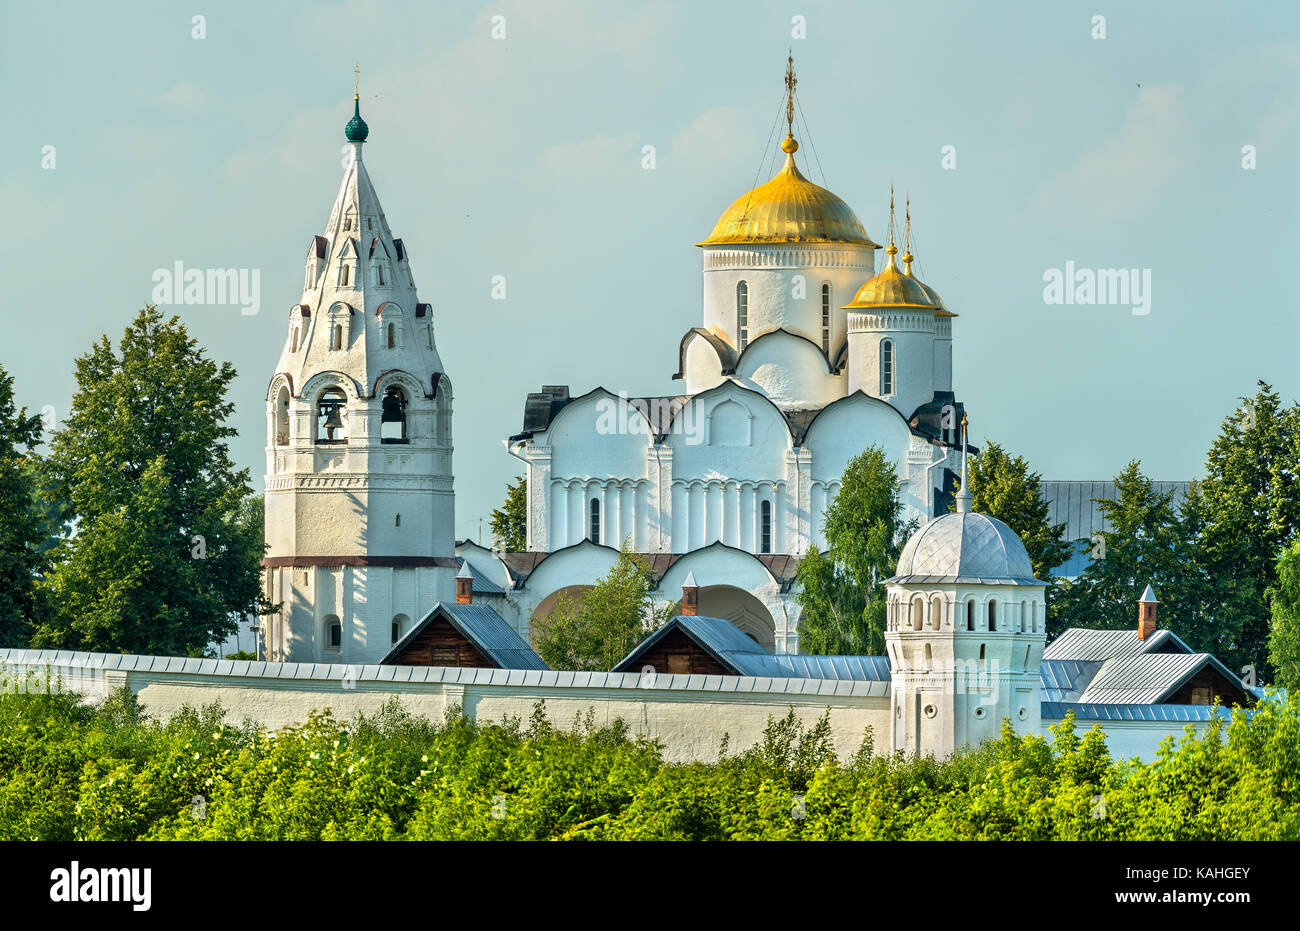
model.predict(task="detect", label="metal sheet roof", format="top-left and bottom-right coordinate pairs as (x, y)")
top-left (612, 615), bottom-right (892, 680)
top-left (1075, 652), bottom-right (1208, 704)
top-left (1039, 659), bottom-right (1104, 702)
top-left (1039, 481), bottom-right (1191, 577)
top-left (380, 602), bottom-right (549, 670)
top-left (1044, 627), bottom-right (1193, 662)
top-left (1041, 701), bottom-right (1242, 722)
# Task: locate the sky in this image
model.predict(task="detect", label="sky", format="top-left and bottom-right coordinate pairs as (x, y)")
top-left (5, 0), bottom-right (1299, 543)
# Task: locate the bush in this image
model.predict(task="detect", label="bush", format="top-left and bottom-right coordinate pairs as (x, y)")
top-left (0, 689), bottom-right (1297, 840)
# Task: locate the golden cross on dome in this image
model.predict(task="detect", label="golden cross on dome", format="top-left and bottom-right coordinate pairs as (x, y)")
top-left (784, 51), bottom-right (797, 139)
top-left (354, 62), bottom-right (360, 100)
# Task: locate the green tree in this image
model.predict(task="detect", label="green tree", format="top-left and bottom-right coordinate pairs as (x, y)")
top-left (1187, 384), bottom-right (1300, 676)
top-left (33, 307), bottom-right (271, 656)
top-left (533, 545), bottom-right (669, 670)
top-left (489, 475), bottom-right (527, 552)
top-left (964, 439), bottom-right (1071, 582)
top-left (0, 364), bottom-right (44, 646)
top-left (1052, 461), bottom-right (1195, 640)
top-left (796, 446), bottom-right (910, 654)
top-left (1267, 539), bottom-right (1300, 691)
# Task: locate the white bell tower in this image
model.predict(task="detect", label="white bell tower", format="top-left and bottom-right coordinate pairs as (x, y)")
top-left (262, 79), bottom-right (457, 664)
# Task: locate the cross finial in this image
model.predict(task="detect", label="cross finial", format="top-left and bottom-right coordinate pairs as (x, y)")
top-left (354, 62), bottom-right (360, 101)
top-left (886, 185), bottom-right (897, 254)
top-left (785, 50), bottom-right (797, 138)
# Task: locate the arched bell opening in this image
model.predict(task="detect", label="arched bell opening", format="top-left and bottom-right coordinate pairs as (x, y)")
top-left (316, 387), bottom-right (348, 444)
top-left (381, 386), bottom-right (409, 443)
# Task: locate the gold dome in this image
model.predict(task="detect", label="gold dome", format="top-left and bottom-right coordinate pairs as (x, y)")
top-left (902, 249), bottom-right (956, 317)
top-left (842, 244), bottom-right (940, 309)
top-left (698, 138), bottom-right (879, 248)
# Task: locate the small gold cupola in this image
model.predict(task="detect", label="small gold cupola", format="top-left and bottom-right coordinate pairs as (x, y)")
top-left (899, 198), bottom-right (954, 317)
top-left (842, 190), bottom-right (938, 309)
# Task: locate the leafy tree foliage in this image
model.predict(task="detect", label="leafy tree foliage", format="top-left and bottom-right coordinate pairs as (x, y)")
top-left (532, 546), bottom-right (670, 670)
top-left (1184, 384), bottom-right (1300, 676)
top-left (1267, 539), bottom-right (1300, 692)
top-left (2, 686), bottom-right (1297, 840)
top-left (0, 365), bottom-right (44, 647)
top-left (796, 446), bottom-right (911, 655)
top-left (490, 475), bottom-right (527, 552)
top-left (32, 308), bottom-right (271, 656)
top-left (1052, 461), bottom-right (1197, 640)
top-left (964, 439), bottom-right (1071, 583)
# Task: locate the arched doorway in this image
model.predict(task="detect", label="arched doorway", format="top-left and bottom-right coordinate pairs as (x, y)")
top-left (696, 585), bottom-right (776, 652)
top-left (528, 584), bottom-right (595, 649)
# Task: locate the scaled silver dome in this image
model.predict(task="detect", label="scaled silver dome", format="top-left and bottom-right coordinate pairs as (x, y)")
top-left (890, 512), bottom-right (1043, 585)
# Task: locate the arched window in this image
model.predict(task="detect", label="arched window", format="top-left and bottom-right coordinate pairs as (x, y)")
top-left (930, 596), bottom-right (944, 629)
top-left (880, 339), bottom-right (895, 395)
top-left (988, 599), bottom-right (997, 632)
top-left (381, 386), bottom-right (408, 443)
top-left (1019, 599), bottom-right (1027, 633)
top-left (274, 386), bottom-right (290, 447)
top-left (391, 613), bottom-right (409, 645)
top-left (377, 264), bottom-right (386, 286)
top-left (316, 387), bottom-right (347, 443)
top-left (967, 600), bottom-right (975, 631)
top-left (1022, 643), bottom-right (1032, 672)
top-left (331, 324), bottom-right (343, 351)
top-left (290, 327), bottom-right (300, 353)
top-left (387, 323), bottom-right (396, 349)
top-left (911, 597), bottom-right (923, 631)
top-left (395, 513), bottom-right (401, 527)
top-left (737, 281), bottom-right (749, 350)
top-left (759, 499), bottom-right (772, 554)
top-left (324, 615), bottom-right (342, 652)
top-left (821, 283), bottom-right (831, 352)
top-left (340, 264), bottom-right (350, 287)
top-left (589, 497), bottom-right (601, 544)
top-left (924, 642), bottom-right (933, 671)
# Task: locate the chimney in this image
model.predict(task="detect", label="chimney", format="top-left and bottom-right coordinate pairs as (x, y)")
top-left (456, 562), bottom-right (473, 605)
top-left (1137, 584), bottom-right (1158, 640)
top-left (681, 571), bottom-right (699, 616)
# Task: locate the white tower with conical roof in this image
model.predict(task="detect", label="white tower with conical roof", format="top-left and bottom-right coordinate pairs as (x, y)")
top-left (262, 79), bottom-right (456, 663)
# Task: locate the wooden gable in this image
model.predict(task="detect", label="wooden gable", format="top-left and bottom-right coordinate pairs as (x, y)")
top-left (1164, 663), bottom-right (1253, 708)
top-left (628, 627), bottom-right (733, 677)
top-left (387, 613), bottom-right (495, 668)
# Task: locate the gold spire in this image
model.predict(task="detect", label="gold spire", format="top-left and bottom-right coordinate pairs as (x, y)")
top-left (782, 51), bottom-right (799, 153)
top-left (886, 186), bottom-right (898, 258)
top-left (354, 62), bottom-right (360, 101)
top-left (903, 196), bottom-right (914, 271)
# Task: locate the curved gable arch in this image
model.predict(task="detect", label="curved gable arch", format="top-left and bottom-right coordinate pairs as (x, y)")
top-left (662, 380), bottom-right (796, 451)
top-left (539, 386), bottom-right (657, 442)
top-left (300, 370), bottom-right (363, 401)
top-left (735, 327), bottom-right (834, 375)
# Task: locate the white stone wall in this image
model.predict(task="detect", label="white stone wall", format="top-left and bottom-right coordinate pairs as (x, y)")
top-left (1, 651), bottom-right (889, 765)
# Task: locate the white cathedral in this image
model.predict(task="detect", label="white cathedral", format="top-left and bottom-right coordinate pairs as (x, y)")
top-left (262, 65), bottom-right (973, 663)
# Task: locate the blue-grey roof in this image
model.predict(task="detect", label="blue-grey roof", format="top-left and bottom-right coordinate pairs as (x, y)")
top-left (381, 602), bottom-right (548, 670)
top-left (1039, 659), bottom-right (1104, 702)
top-left (612, 615), bottom-right (891, 680)
top-left (768, 654), bottom-right (892, 681)
top-left (1041, 701), bottom-right (1246, 722)
top-left (1044, 627), bottom-right (1193, 662)
top-left (1039, 481), bottom-right (1191, 577)
top-left (461, 560), bottom-right (504, 595)
top-left (1075, 652), bottom-right (1243, 705)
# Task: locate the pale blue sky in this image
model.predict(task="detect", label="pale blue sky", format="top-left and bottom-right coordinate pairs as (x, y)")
top-left (5, 0), bottom-right (1299, 542)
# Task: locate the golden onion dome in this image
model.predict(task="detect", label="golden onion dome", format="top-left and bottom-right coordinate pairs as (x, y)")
top-left (698, 134), bottom-right (879, 248)
top-left (901, 249), bottom-right (956, 317)
top-left (842, 243), bottom-right (940, 309)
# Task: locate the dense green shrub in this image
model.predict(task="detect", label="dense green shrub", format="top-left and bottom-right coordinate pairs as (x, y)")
top-left (0, 687), bottom-right (1295, 840)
